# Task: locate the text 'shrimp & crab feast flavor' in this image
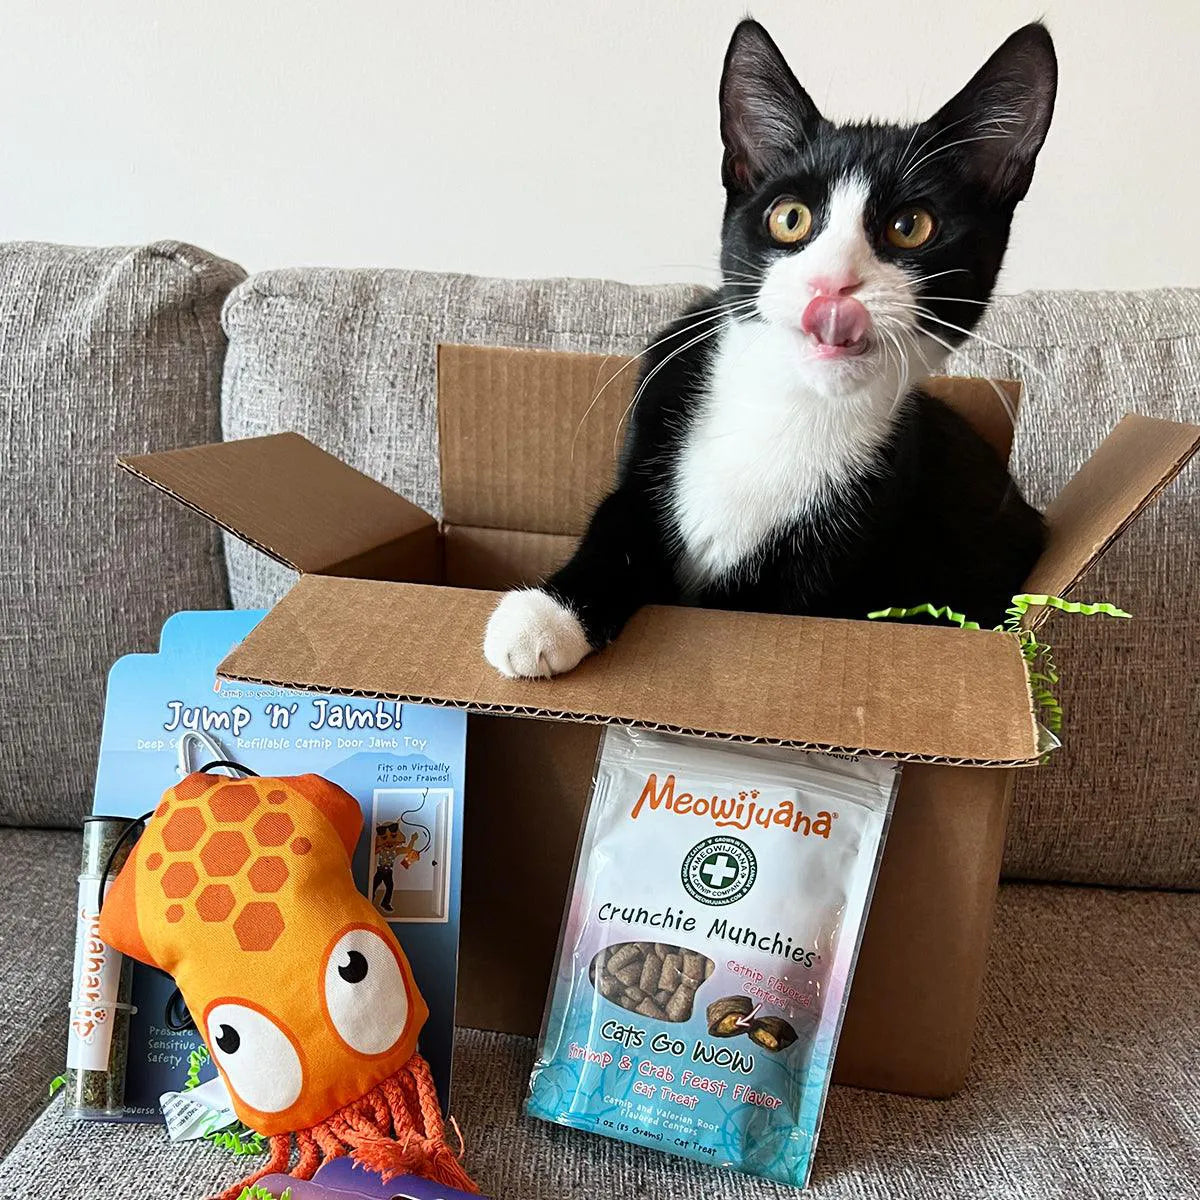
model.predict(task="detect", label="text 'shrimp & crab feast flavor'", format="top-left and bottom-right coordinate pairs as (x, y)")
top-left (528, 728), bottom-right (898, 1186)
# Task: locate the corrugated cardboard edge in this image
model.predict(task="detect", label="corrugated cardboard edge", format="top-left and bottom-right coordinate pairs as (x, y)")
top-left (216, 575), bottom-right (1043, 767)
top-left (215, 665), bottom-right (1043, 767)
top-left (119, 434), bottom-right (438, 578)
top-left (119, 457), bottom-right (299, 570)
top-left (1023, 413), bottom-right (1200, 626)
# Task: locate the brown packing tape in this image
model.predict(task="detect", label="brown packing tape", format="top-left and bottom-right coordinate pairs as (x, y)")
top-left (1022, 413), bottom-right (1200, 622)
top-left (119, 433), bottom-right (437, 577)
top-left (218, 574), bottom-right (1043, 765)
top-left (435, 343), bottom-right (1023, 535)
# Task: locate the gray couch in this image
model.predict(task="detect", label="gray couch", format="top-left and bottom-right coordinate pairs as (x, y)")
top-left (0, 241), bottom-right (1196, 1199)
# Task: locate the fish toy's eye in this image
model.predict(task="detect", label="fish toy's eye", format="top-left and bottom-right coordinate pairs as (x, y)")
top-left (323, 927), bottom-right (409, 1055)
top-left (205, 1002), bottom-right (303, 1114)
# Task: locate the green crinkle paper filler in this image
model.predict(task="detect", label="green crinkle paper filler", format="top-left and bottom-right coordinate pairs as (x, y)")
top-left (184, 1044), bottom-right (267, 1158)
top-left (185, 1045), bottom-right (207, 1092)
top-left (1003, 594), bottom-right (1132, 625)
top-left (866, 603), bottom-right (982, 630)
top-left (868, 593), bottom-right (1132, 753)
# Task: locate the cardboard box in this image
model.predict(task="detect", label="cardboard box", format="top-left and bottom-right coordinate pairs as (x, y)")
top-left (120, 344), bottom-right (1200, 1099)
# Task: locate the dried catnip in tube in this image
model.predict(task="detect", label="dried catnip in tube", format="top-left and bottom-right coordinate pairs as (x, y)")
top-left (529, 728), bottom-right (898, 1187)
top-left (63, 816), bottom-right (137, 1119)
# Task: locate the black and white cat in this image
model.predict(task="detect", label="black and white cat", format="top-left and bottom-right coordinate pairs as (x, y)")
top-left (485, 19), bottom-right (1056, 679)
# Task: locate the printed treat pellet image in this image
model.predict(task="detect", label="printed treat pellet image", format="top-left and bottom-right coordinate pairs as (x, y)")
top-left (530, 727), bottom-right (898, 1189)
top-left (705, 995), bottom-right (754, 1037)
top-left (748, 1015), bottom-right (799, 1052)
top-left (590, 942), bottom-right (714, 1021)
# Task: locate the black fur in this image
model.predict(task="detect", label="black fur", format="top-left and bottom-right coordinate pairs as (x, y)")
top-left (545, 20), bottom-right (1057, 643)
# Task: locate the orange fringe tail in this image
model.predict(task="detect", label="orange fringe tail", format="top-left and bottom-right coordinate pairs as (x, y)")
top-left (211, 1053), bottom-right (478, 1200)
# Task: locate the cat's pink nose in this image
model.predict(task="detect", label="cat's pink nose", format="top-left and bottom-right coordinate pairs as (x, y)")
top-left (800, 294), bottom-right (870, 347)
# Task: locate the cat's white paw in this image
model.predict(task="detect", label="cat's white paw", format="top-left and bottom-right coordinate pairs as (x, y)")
top-left (483, 589), bottom-right (591, 679)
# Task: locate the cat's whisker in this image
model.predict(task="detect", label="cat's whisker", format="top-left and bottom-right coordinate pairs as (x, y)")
top-left (874, 312), bottom-right (1019, 431)
top-left (907, 322), bottom-right (958, 358)
top-left (980, 375), bottom-right (1020, 432)
top-left (885, 329), bottom-right (913, 417)
top-left (899, 108), bottom-right (1018, 180)
top-left (876, 334), bottom-right (899, 414)
top-left (897, 304), bottom-right (1049, 383)
top-left (723, 251), bottom-right (771, 277)
top-left (645, 263), bottom-right (723, 275)
top-left (903, 132), bottom-right (1014, 180)
top-left (898, 112), bottom-right (973, 178)
top-left (648, 263), bottom-right (763, 286)
top-left (902, 112), bottom-right (964, 176)
top-left (870, 317), bottom-right (918, 417)
top-left (610, 320), bottom-right (729, 455)
top-left (899, 320), bottom-right (1020, 430)
top-left (914, 294), bottom-right (992, 307)
top-left (657, 297), bottom-right (758, 323)
top-left (571, 301), bottom-right (758, 459)
top-left (897, 119), bottom-right (928, 179)
top-left (903, 268), bottom-right (972, 288)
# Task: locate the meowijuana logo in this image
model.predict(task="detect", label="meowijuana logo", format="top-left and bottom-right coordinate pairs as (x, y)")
top-left (681, 836), bottom-right (757, 905)
top-left (630, 773), bottom-right (834, 838)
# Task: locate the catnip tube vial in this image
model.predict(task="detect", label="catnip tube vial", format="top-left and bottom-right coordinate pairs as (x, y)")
top-left (63, 816), bottom-right (137, 1119)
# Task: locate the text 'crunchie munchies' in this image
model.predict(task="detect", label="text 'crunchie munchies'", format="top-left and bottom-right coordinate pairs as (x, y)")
top-left (528, 728), bottom-right (898, 1186)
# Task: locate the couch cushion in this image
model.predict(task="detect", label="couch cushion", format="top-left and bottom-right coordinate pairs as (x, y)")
top-left (0, 241), bottom-right (244, 827)
top-left (1, 882), bottom-right (1194, 1197)
top-left (951, 289), bottom-right (1200, 888)
top-left (219, 269), bottom-right (704, 604)
top-left (0, 829), bottom-right (81, 1158)
top-left (220, 273), bottom-right (1199, 888)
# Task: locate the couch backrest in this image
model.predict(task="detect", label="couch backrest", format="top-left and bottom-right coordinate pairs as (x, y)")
top-left (949, 289), bottom-right (1200, 887)
top-left (219, 272), bottom-right (1199, 890)
top-left (0, 241), bottom-right (244, 827)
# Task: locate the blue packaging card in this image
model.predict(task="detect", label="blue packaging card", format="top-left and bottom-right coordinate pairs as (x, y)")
top-left (93, 610), bottom-right (466, 1120)
top-left (157, 609), bottom-right (265, 656)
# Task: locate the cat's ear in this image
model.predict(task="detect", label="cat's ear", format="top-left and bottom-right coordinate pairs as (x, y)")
top-left (925, 22), bottom-right (1057, 205)
top-left (719, 19), bottom-right (822, 196)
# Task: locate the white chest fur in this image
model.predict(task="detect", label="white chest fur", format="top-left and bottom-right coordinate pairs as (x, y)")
top-left (669, 319), bottom-right (898, 588)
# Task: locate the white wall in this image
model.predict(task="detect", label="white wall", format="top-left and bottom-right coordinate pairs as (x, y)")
top-left (2, 0), bottom-right (1197, 292)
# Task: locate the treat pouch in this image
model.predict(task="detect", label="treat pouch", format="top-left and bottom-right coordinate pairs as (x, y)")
top-left (528, 728), bottom-right (898, 1187)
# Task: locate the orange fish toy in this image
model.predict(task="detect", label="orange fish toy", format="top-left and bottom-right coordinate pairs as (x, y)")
top-left (98, 769), bottom-right (478, 1200)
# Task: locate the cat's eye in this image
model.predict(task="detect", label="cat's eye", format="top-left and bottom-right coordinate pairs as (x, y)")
top-left (885, 206), bottom-right (936, 250)
top-left (766, 199), bottom-right (813, 245)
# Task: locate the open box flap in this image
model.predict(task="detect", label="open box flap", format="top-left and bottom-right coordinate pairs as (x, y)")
top-left (437, 343), bottom-right (1021, 537)
top-left (119, 434), bottom-right (437, 577)
top-left (217, 575), bottom-right (1043, 766)
top-left (1023, 413), bottom-right (1200, 623)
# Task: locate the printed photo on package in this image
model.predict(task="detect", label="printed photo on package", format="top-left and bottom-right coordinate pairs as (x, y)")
top-left (369, 788), bottom-right (453, 922)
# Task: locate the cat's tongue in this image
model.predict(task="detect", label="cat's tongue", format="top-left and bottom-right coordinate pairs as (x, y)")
top-left (800, 295), bottom-right (870, 353)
